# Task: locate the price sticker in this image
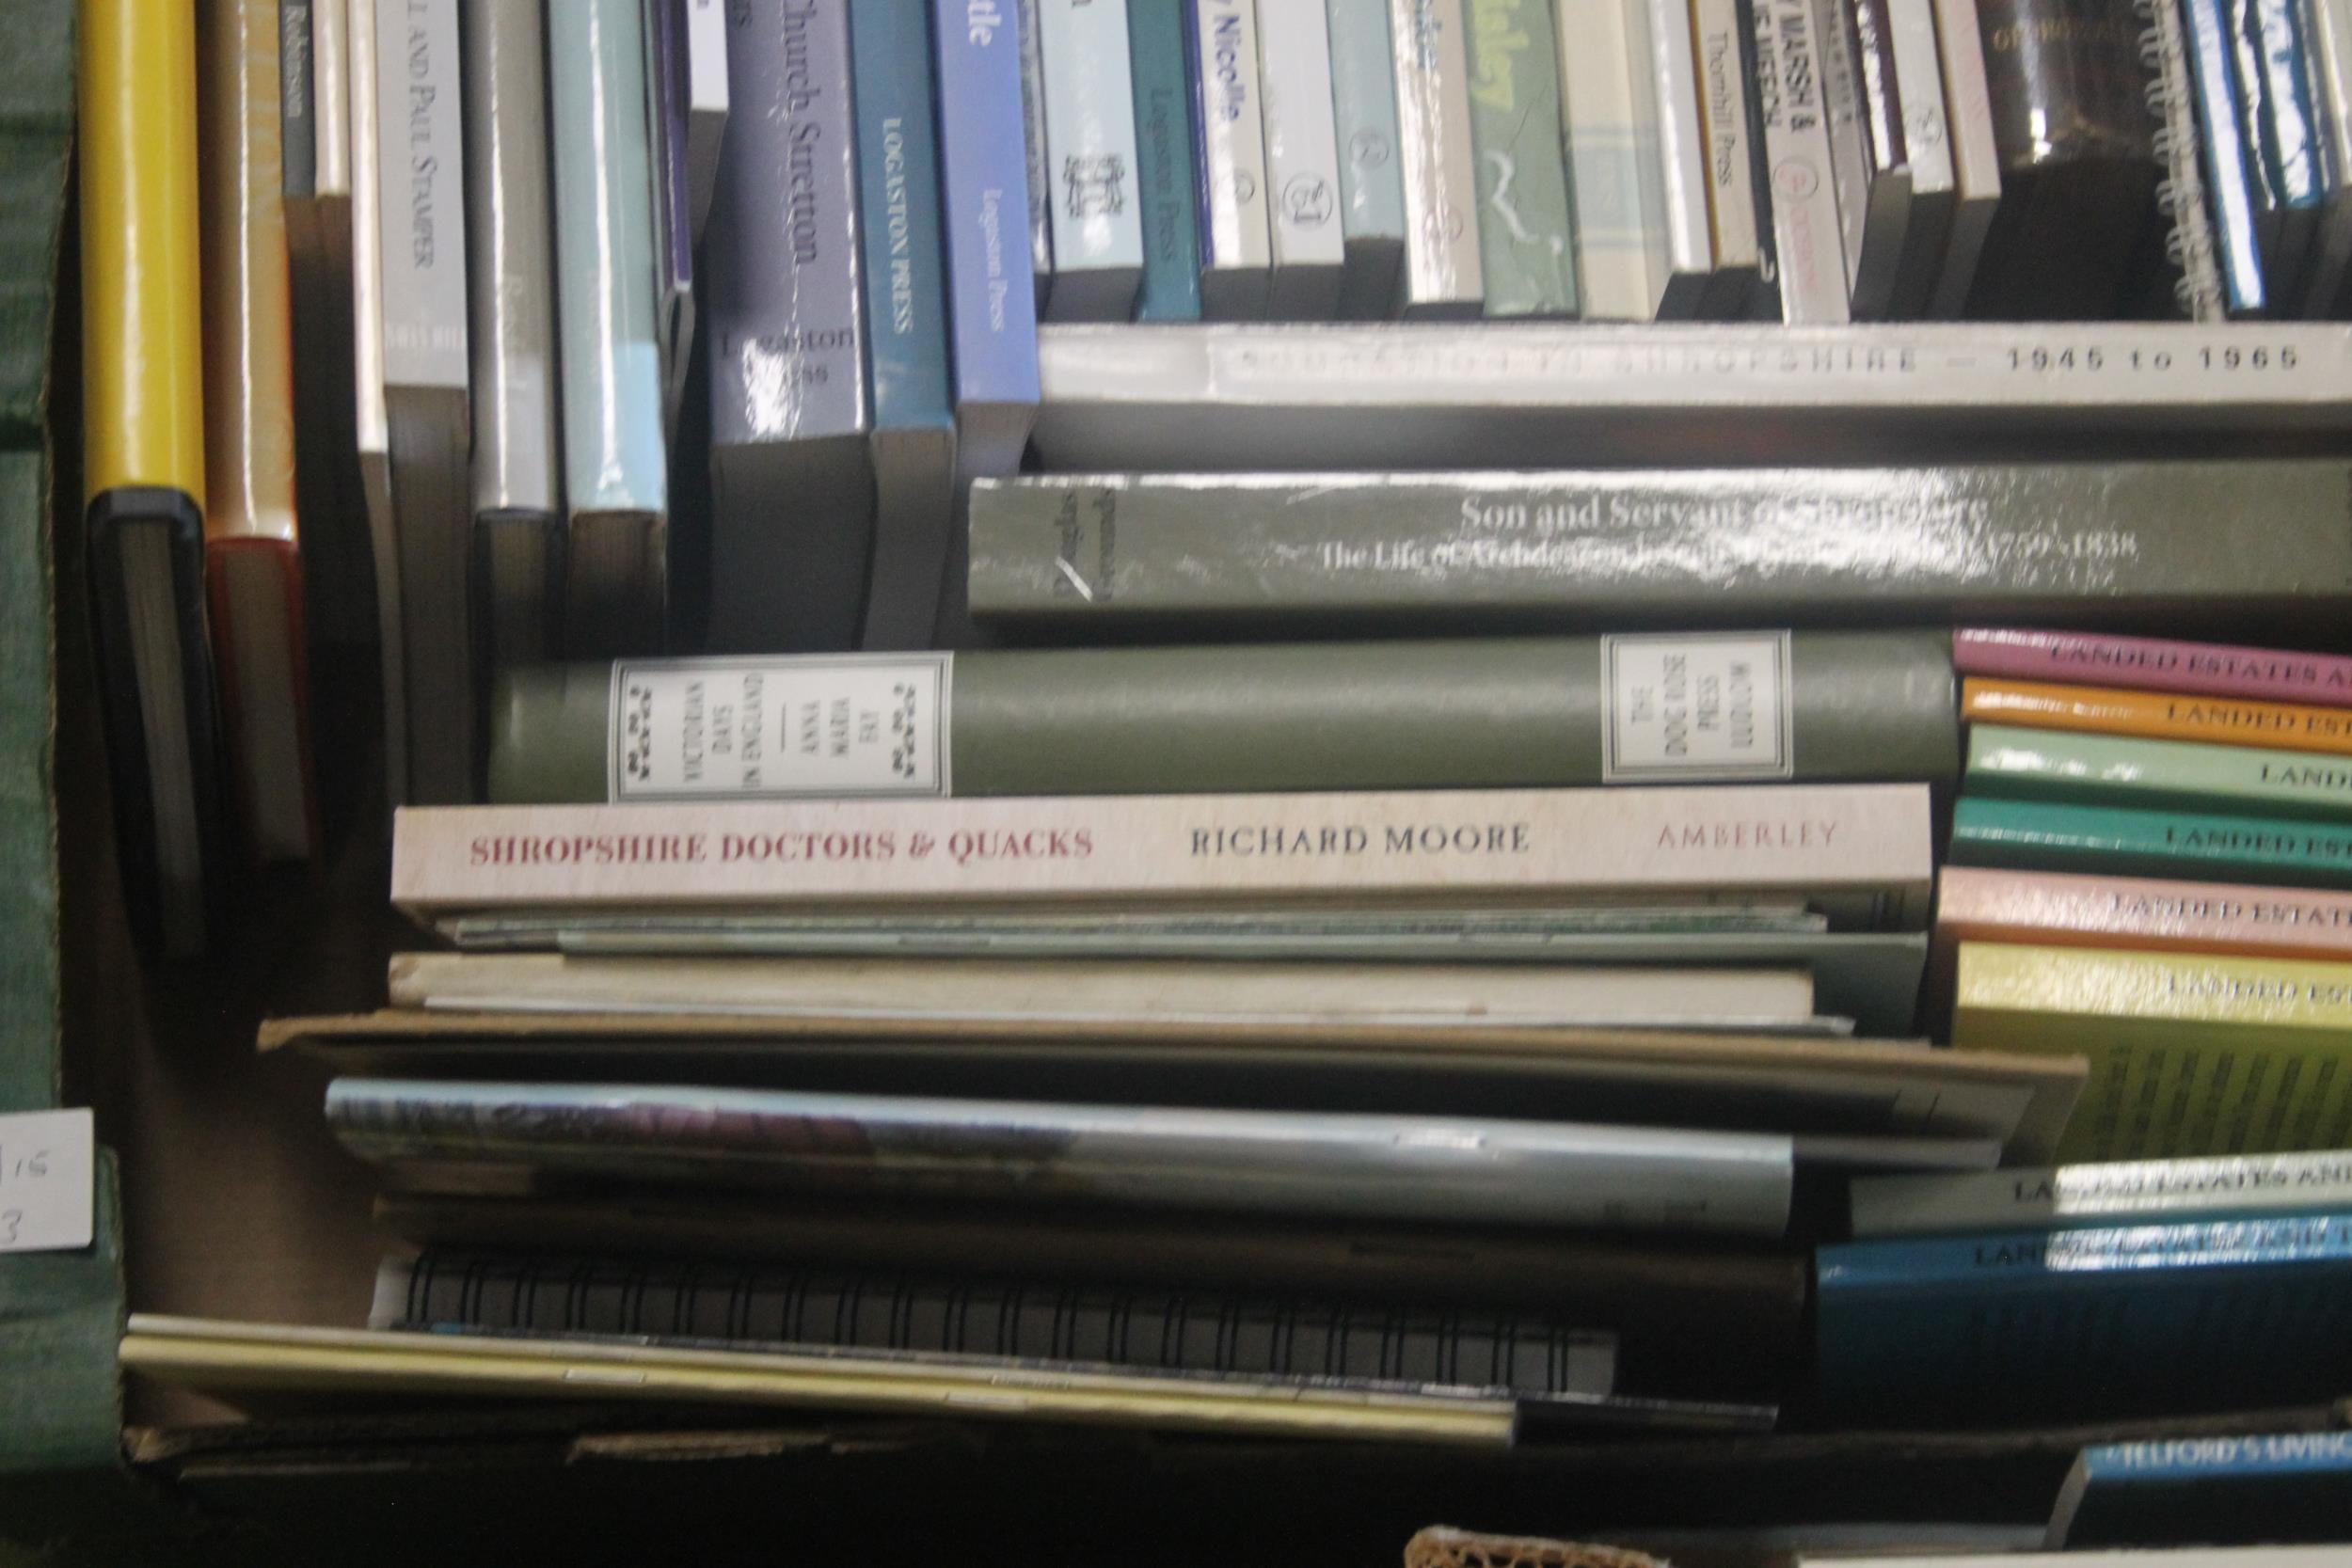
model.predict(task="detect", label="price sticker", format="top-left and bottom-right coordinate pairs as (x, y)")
top-left (0, 1108), bottom-right (94, 1254)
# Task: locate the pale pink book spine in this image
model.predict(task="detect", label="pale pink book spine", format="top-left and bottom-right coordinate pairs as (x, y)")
top-left (1936, 864), bottom-right (2352, 961)
top-left (1954, 629), bottom-right (2352, 709)
top-left (391, 784), bottom-right (1932, 914)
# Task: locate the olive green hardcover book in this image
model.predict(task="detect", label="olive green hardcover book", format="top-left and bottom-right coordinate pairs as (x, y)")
top-left (483, 633), bottom-right (1958, 803)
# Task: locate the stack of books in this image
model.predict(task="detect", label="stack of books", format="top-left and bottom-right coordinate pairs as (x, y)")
top-left (1813, 627), bottom-right (2352, 1425)
top-left (183, 627), bottom-right (2103, 1441)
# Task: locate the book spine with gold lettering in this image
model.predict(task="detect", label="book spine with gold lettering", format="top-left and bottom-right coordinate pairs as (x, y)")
top-left (1936, 864), bottom-right (2352, 965)
top-left (389, 781), bottom-right (1934, 927)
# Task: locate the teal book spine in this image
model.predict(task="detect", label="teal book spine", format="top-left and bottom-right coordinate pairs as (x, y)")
top-left (1817, 1210), bottom-right (2352, 1423)
top-left (1949, 796), bottom-right (2352, 892)
top-left (548, 0), bottom-right (668, 515)
top-left (850, 0), bottom-right (951, 435)
top-left (1968, 723), bottom-right (2352, 821)
top-left (1128, 0), bottom-right (1202, 319)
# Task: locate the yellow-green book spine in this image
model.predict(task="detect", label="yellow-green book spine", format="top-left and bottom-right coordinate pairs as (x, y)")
top-left (1954, 942), bottom-right (2352, 1162)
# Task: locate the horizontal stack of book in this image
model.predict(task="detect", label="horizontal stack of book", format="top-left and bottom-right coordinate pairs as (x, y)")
top-left (1811, 628), bottom-right (2352, 1425)
top-left (135, 627), bottom-right (2117, 1442)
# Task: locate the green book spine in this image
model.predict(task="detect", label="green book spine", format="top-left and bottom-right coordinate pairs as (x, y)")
top-left (485, 630), bottom-right (1959, 802)
top-left (1464, 0), bottom-right (1576, 315)
top-left (1950, 796), bottom-right (2352, 892)
top-left (1969, 723), bottom-right (2352, 821)
top-left (963, 463), bottom-right (2352, 630)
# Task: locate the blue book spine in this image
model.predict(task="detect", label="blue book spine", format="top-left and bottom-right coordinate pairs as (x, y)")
top-left (2057, 1432), bottom-right (2352, 1546)
top-left (1816, 1211), bottom-right (2352, 1423)
top-left (1128, 0), bottom-right (1203, 319)
top-left (931, 0), bottom-right (1042, 417)
top-left (2182, 0), bottom-right (2271, 312)
top-left (850, 0), bottom-right (954, 434)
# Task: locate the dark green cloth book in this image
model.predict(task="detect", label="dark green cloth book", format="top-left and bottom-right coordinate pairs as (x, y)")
top-left (964, 464), bottom-right (2352, 632)
top-left (485, 631), bottom-right (1959, 802)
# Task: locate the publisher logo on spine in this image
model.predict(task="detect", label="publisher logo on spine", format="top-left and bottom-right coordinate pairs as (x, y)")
top-left (609, 655), bottom-right (953, 801)
top-left (1601, 632), bottom-right (1795, 784)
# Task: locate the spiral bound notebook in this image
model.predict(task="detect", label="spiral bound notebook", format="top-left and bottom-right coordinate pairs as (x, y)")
top-left (2144, 0), bottom-right (2227, 321)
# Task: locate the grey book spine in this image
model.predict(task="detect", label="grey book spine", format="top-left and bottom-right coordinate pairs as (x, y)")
top-left (463, 0), bottom-right (561, 520)
top-left (966, 464), bottom-right (2352, 630)
top-left (1815, 0), bottom-right (1910, 317)
top-left (282, 0), bottom-right (317, 202)
top-left (464, 0), bottom-right (564, 666)
top-left (704, 0), bottom-right (875, 652)
top-left (1925, 0), bottom-right (2000, 315)
top-left (1881, 0), bottom-right (1955, 318)
top-left (377, 1250), bottom-right (1621, 1398)
top-left (1019, 0), bottom-right (1057, 308)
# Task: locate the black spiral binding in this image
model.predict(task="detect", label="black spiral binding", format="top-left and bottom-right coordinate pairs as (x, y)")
top-left (2141, 0), bottom-right (2228, 319)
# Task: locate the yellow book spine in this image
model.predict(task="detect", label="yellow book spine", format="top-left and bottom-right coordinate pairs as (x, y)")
top-left (80, 0), bottom-right (206, 508)
top-left (199, 0), bottom-right (300, 545)
top-left (1963, 678), bottom-right (2352, 760)
top-left (1953, 942), bottom-right (2352, 1162)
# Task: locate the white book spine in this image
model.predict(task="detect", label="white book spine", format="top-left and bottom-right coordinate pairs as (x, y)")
top-left (1850, 1149), bottom-right (2352, 1238)
top-left (393, 783), bottom-right (1934, 919)
top-left (1256, 0), bottom-right (1349, 318)
top-left (1692, 0), bottom-right (1766, 306)
top-left (1924, 0), bottom-right (1997, 317)
top-left (1388, 0), bottom-right (1483, 315)
top-left (682, 0), bottom-right (728, 241)
top-left (1751, 0), bottom-right (1851, 321)
top-left (1324, 0), bottom-right (1408, 316)
top-left (373, 0), bottom-right (469, 391)
top-left (314, 0), bottom-right (351, 199)
top-left (1883, 0), bottom-right (1955, 317)
top-left (1557, 0), bottom-right (1668, 319)
top-left (1038, 0), bottom-right (1146, 320)
top-left (1639, 0), bottom-right (1718, 316)
top-left (1191, 0), bottom-right (1277, 317)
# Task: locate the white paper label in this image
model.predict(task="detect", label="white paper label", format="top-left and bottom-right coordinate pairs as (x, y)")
top-left (1601, 631), bottom-right (1795, 783)
top-left (0, 1109), bottom-right (95, 1254)
top-left (610, 656), bottom-right (953, 801)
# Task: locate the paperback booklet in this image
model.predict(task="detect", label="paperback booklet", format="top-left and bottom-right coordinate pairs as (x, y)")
top-left (1955, 628), bottom-right (2352, 707)
top-left (324, 1080), bottom-right (1801, 1237)
top-left (1815, 1211), bottom-right (2352, 1424)
top-left (1965, 723), bottom-right (2352, 821)
top-left (390, 784), bottom-right (1938, 931)
top-left (483, 636), bottom-right (1961, 802)
top-left (1851, 1148), bottom-right (2352, 1236)
top-left (1950, 942), bottom-right (2352, 1161)
top-left (1934, 865), bottom-right (2352, 966)
top-left (2044, 1433), bottom-right (2352, 1548)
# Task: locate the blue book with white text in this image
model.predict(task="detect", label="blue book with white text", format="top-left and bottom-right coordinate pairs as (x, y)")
top-left (930, 0), bottom-right (1041, 481)
top-left (2047, 1432), bottom-right (2352, 1546)
top-left (1816, 1211), bottom-right (2352, 1425)
top-left (1127, 0), bottom-right (1203, 319)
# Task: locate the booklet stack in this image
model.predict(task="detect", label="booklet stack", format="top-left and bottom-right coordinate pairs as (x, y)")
top-left (1812, 629), bottom-right (2352, 1425)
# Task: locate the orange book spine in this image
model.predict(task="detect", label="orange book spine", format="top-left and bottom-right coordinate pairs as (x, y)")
top-left (1962, 678), bottom-right (2352, 759)
top-left (1936, 865), bottom-right (2352, 963)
